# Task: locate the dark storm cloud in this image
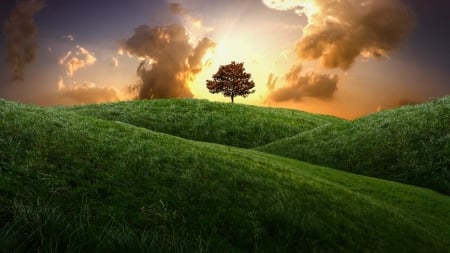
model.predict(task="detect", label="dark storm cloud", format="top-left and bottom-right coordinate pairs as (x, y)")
top-left (268, 64), bottom-right (338, 102)
top-left (121, 24), bottom-right (215, 99)
top-left (3, 0), bottom-right (45, 81)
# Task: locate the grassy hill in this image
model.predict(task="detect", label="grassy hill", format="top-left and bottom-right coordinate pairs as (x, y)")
top-left (63, 99), bottom-right (343, 148)
top-left (257, 96), bottom-right (450, 194)
top-left (1, 99), bottom-right (450, 252)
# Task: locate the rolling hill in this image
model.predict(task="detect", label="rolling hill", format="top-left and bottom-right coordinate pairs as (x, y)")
top-left (257, 96), bottom-right (450, 194)
top-left (63, 98), bottom-right (344, 148)
top-left (1, 99), bottom-right (450, 252)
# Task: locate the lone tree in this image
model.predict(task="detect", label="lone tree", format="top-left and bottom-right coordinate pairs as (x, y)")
top-left (206, 61), bottom-right (255, 103)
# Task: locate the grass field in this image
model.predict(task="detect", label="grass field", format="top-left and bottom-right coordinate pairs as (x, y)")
top-left (63, 99), bottom-right (343, 148)
top-left (257, 96), bottom-right (450, 194)
top-left (1, 98), bottom-right (450, 252)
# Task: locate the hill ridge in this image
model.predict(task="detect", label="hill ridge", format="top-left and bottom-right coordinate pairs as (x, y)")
top-left (257, 95), bottom-right (450, 194)
top-left (62, 98), bottom-right (344, 148)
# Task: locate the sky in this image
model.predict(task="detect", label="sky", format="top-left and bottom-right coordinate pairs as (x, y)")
top-left (0, 0), bottom-right (449, 119)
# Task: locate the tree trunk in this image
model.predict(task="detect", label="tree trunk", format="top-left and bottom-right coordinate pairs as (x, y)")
top-left (231, 95), bottom-right (234, 103)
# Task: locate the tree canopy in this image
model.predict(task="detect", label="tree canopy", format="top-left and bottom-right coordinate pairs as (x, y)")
top-left (206, 61), bottom-right (255, 103)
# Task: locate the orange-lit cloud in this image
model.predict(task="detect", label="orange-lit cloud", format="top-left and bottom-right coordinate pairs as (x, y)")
top-left (266, 73), bottom-right (278, 91)
top-left (57, 76), bottom-right (65, 91)
top-left (263, 0), bottom-right (415, 70)
top-left (55, 78), bottom-right (120, 105)
top-left (189, 37), bottom-right (216, 74)
top-left (121, 24), bottom-right (215, 99)
top-left (59, 45), bottom-right (97, 77)
top-left (3, 0), bottom-right (45, 81)
top-left (267, 64), bottom-right (339, 102)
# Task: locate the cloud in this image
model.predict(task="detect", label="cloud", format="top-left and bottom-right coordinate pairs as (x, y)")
top-left (64, 34), bottom-right (74, 41)
top-left (57, 76), bottom-right (65, 91)
top-left (169, 3), bottom-right (192, 17)
top-left (188, 37), bottom-right (216, 74)
top-left (169, 2), bottom-right (212, 31)
top-left (55, 78), bottom-right (120, 105)
top-left (267, 64), bottom-right (338, 102)
top-left (263, 0), bottom-right (415, 70)
top-left (112, 56), bottom-right (119, 67)
top-left (59, 45), bottom-right (97, 77)
top-left (3, 0), bottom-right (45, 81)
top-left (121, 24), bottom-right (215, 99)
top-left (266, 73), bottom-right (278, 90)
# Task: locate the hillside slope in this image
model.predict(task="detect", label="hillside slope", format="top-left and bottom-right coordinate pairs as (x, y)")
top-left (1, 99), bottom-right (450, 252)
top-left (257, 96), bottom-right (450, 194)
top-left (63, 99), bottom-right (344, 148)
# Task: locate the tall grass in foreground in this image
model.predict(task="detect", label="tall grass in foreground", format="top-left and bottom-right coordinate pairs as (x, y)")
top-left (1, 99), bottom-right (450, 252)
top-left (0, 199), bottom-right (206, 252)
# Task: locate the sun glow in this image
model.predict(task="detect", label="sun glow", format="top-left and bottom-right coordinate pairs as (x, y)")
top-left (190, 35), bottom-right (277, 103)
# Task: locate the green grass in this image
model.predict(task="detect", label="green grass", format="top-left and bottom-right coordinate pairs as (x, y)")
top-left (1, 99), bottom-right (450, 252)
top-left (63, 98), bottom-right (343, 148)
top-left (257, 96), bottom-right (450, 194)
